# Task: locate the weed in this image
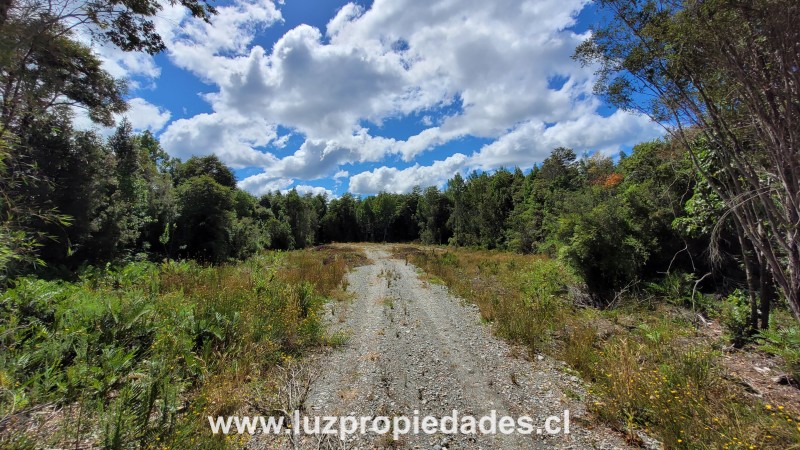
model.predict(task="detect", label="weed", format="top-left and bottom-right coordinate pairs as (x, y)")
top-left (0, 246), bottom-right (365, 448)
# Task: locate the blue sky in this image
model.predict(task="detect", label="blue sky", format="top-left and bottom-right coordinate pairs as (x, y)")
top-left (88, 0), bottom-right (661, 197)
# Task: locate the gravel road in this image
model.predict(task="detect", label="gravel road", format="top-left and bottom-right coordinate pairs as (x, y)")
top-left (251, 245), bottom-right (633, 449)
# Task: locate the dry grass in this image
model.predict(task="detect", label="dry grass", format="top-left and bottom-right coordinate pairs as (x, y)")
top-left (280, 245), bottom-right (368, 298)
top-left (393, 245), bottom-right (573, 351)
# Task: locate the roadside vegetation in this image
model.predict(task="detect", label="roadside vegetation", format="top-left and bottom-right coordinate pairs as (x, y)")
top-left (0, 246), bottom-right (365, 449)
top-left (395, 245), bottom-right (800, 449)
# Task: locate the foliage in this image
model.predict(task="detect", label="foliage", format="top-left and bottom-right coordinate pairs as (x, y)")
top-left (0, 246), bottom-right (364, 448)
top-left (575, 0), bottom-right (800, 323)
top-left (174, 175), bottom-right (237, 263)
top-left (721, 290), bottom-right (755, 348)
top-left (175, 155), bottom-right (237, 189)
top-left (0, 132), bottom-right (72, 281)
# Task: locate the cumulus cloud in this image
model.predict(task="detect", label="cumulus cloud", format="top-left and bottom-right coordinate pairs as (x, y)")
top-left (206, 25), bottom-right (409, 138)
top-left (236, 175), bottom-right (335, 199)
top-left (72, 98), bottom-right (171, 135)
top-left (167, 0), bottom-right (282, 82)
top-left (160, 113), bottom-right (278, 168)
top-left (147, 0), bottom-right (662, 191)
top-left (237, 172), bottom-right (293, 196)
top-left (348, 153), bottom-right (468, 195)
top-left (95, 46), bottom-right (161, 85)
top-left (290, 185), bottom-right (336, 198)
top-left (122, 98), bottom-right (171, 132)
top-left (470, 111), bottom-right (662, 170)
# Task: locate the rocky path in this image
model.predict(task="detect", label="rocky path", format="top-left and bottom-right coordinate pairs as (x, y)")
top-left (252, 245), bottom-right (632, 449)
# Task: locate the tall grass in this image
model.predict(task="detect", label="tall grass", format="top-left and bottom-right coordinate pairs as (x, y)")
top-left (396, 245), bottom-right (800, 449)
top-left (0, 246), bottom-right (365, 449)
top-left (394, 246), bottom-right (573, 351)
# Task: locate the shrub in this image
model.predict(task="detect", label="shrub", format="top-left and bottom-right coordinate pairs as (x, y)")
top-left (721, 290), bottom-right (753, 348)
top-left (645, 271), bottom-right (715, 313)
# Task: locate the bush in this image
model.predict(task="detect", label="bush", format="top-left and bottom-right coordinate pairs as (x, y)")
top-left (553, 198), bottom-right (650, 301)
top-left (645, 271), bottom-right (715, 313)
top-left (721, 290), bottom-right (753, 348)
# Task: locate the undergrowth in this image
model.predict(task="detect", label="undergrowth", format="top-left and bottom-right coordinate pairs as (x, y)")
top-left (0, 246), bottom-right (365, 449)
top-left (395, 245), bottom-right (800, 450)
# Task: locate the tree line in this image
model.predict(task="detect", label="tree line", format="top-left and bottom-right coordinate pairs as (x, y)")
top-left (2, 111), bottom-right (760, 322)
top-left (0, 100), bottom-right (787, 337)
top-left (1, 0), bottom-right (797, 336)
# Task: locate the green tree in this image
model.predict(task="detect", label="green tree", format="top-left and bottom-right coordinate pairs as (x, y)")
top-left (284, 189), bottom-right (317, 249)
top-left (174, 176), bottom-right (236, 262)
top-left (0, 132), bottom-right (71, 279)
top-left (108, 121), bottom-right (153, 253)
top-left (390, 188), bottom-right (421, 242)
top-left (417, 187), bottom-right (451, 245)
top-left (175, 155), bottom-right (237, 189)
top-left (446, 173), bottom-right (468, 246)
top-left (321, 193), bottom-right (360, 243)
top-left (478, 169), bottom-right (515, 249)
top-left (576, 0), bottom-right (800, 322)
top-left (12, 113), bottom-right (123, 265)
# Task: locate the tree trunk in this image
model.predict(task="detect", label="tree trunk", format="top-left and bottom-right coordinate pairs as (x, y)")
top-left (758, 268), bottom-right (774, 330)
top-left (736, 221), bottom-right (760, 334)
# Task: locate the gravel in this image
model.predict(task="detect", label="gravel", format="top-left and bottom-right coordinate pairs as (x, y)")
top-left (250, 245), bottom-right (635, 449)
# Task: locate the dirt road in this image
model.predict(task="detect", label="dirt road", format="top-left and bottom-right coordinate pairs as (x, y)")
top-left (253, 245), bottom-right (631, 449)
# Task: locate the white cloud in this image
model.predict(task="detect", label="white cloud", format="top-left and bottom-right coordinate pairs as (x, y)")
top-left (469, 111), bottom-right (661, 170)
top-left (167, 0), bottom-right (282, 82)
top-left (290, 185), bottom-right (336, 198)
top-left (237, 172), bottom-right (293, 196)
top-left (207, 26), bottom-right (409, 138)
top-left (122, 98), bottom-right (171, 132)
top-left (72, 98), bottom-right (171, 135)
top-left (160, 113), bottom-right (278, 168)
top-left (151, 0), bottom-right (662, 191)
top-left (326, 3), bottom-right (365, 39)
top-left (348, 153), bottom-right (468, 195)
top-left (347, 110), bottom-right (661, 194)
top-left (236, 175), bottom-right (335, 199)
top-left (96, 46), bottom-right (161, 84)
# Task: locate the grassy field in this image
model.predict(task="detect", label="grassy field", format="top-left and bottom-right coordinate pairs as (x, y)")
top-left (393, 245), bottom-right (800, 450)
top-left (0, 246), bottom-right (367, 449)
